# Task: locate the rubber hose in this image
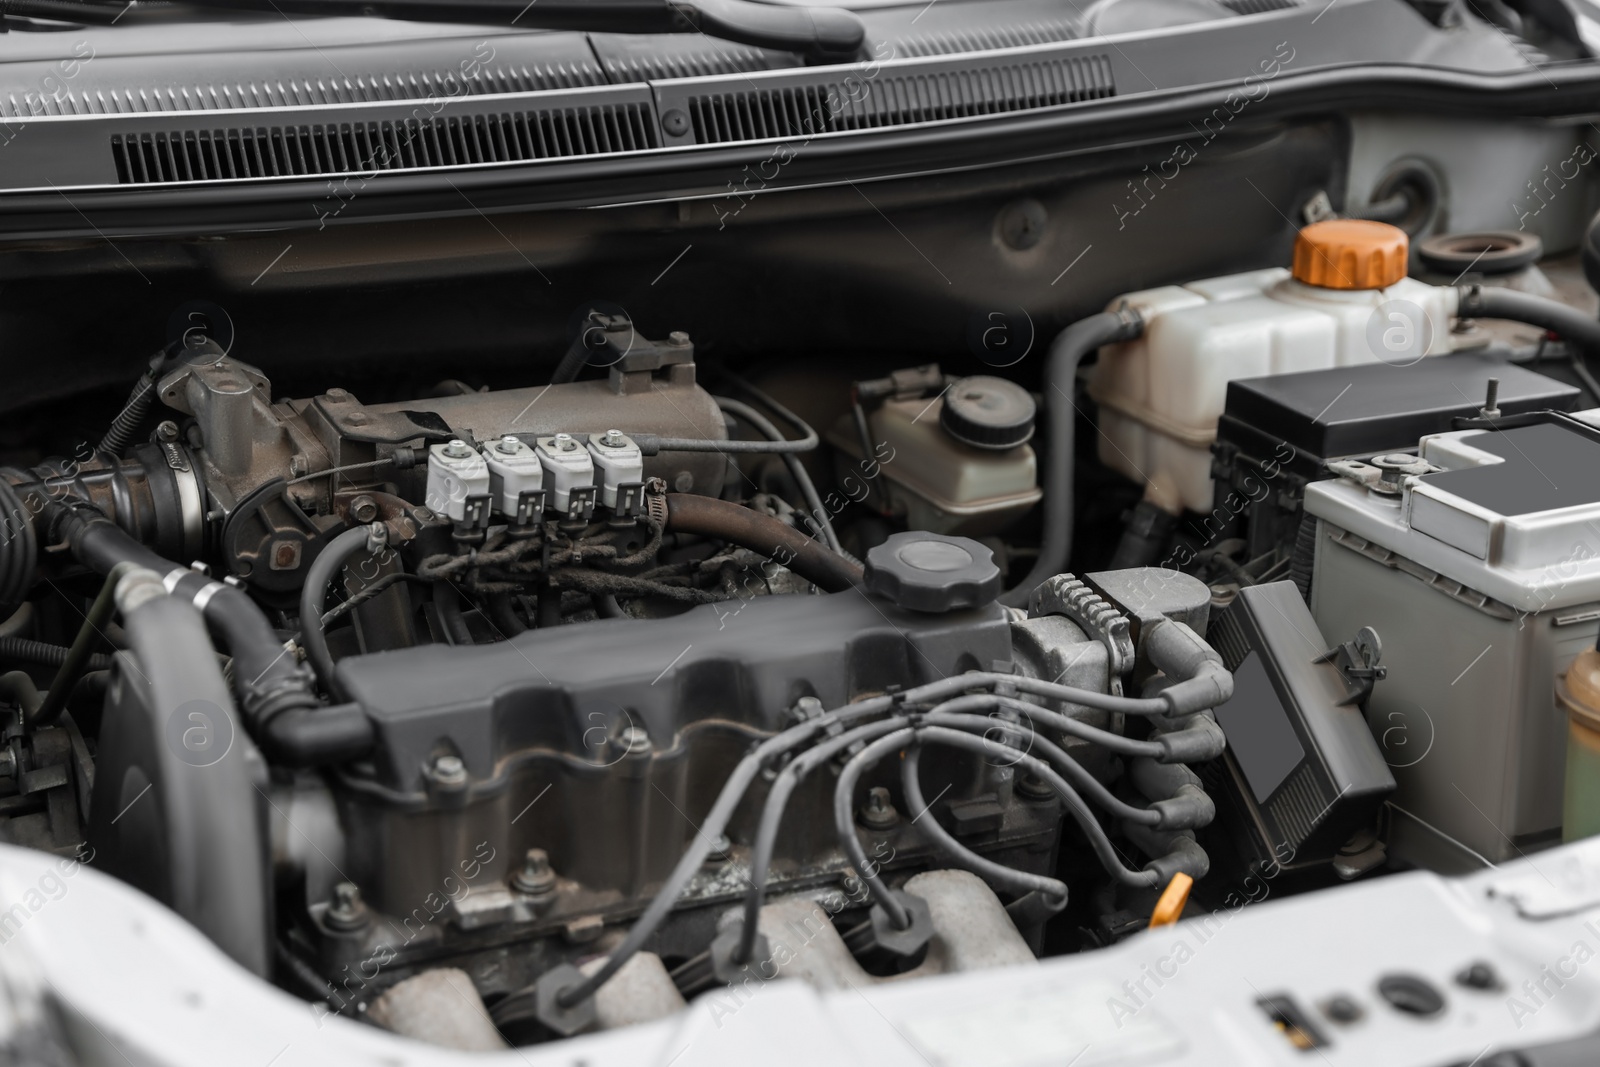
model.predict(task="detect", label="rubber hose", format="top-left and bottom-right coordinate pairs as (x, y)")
top-left (105, 567), bottom-right (272, 975)
top-left (1458, 285), bottom-right (1600, 358)
top-left (663, 494), bottom-right (863, 592)
top-left (29, 560), bottom-right (134, 727)
top-left (1001, 307), bottom-right (1144, 607)
top-left (298, 525), bottom-right (373, 703)
top-left (714, 395), bottom-right (842, 553)
top-left (0, 636), bottom-right (113, 672)
top-left (0, 671), bottom-right (42, 719)
top-left (486, 590), bottom-right (529, 636)
top-left (44, 501), bottom-right (353, 764)
top-left (0, 477), bottom-right (38, 619)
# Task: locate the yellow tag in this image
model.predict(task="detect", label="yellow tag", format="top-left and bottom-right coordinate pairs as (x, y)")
top-left (1148, 872), bottom-right (1193, 928)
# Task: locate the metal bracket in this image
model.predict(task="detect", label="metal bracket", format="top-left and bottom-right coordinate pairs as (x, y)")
top-left (1315, 625), bottom-right (1388, 707)
top-left (1029, 574), bottom-right (1134, 695)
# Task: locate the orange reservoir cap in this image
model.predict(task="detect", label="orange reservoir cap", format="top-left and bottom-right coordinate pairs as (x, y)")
top-left (1291, 219), bottom-right (1409, 290)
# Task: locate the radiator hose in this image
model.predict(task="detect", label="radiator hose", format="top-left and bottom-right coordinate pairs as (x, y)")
top-left (1000, 306), bottom-right (1144, 607)
top-left (43, 499), bottom-right (372, 766)
top-left (662, 493), bottom-right (863, 593)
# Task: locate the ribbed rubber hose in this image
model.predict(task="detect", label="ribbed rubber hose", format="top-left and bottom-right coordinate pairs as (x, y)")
top-left (1000, 307), bottom-right (1144, 607)
top-left (0, 636), bottom-right (113, 672)
top-left (663, 493), bottom-right (863, 592)
top-left (0, 477), bottom-right (37, 619)
top-left (97, 374), bottom-right (157, 456)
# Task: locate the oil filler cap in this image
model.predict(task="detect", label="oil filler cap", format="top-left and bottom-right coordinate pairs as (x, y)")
top-left (865, 531), bottom-right (1002, 612)
top-left (1292, 219), bottom-right (1409, 290)
top-left (939, 376), bottom-right (1036, 450)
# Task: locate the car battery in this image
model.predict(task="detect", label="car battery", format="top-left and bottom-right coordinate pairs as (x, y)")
top-left (1212, 355), bottom-right (1579, 573)
top-left (1304, 414), bottom-right (1600, 862)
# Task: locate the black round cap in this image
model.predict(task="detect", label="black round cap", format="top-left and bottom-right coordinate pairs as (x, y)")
top-left (864, 532), bottom-right (1002, 613)
top-left (940, 376), bottom-right (1036, 450)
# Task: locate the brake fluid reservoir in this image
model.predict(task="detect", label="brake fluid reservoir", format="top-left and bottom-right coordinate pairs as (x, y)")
top-left (1089, 220), bottom-right (1460, 514)
top-left (828, 374), bottom-right (1042, 536)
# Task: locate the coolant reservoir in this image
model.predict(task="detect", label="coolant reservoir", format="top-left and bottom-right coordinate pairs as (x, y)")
top-left (1089, 220), bottom-right (1460, 514)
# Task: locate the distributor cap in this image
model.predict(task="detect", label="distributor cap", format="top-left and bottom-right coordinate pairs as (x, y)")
top-left (939, 375), bottom-right (1036, 450)
top-left (864, 532), bottom-right (1002, 613)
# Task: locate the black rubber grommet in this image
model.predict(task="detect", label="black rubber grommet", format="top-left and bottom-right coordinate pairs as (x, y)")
top-left (867, 890), bottom-right (935, 958)
top-left (533, 963), bottom-right (598, 1037)
top-left (1417, 231), bottom-right (1542, 276)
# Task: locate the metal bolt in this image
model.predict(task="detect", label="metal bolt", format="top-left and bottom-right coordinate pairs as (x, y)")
top-left (859, 786), bottom-right (899, 830)
top-left (155, 420), bottom-right (180, 442)
top-left (346, 411), bottom-right (369, 426)
top-left (270, 540), bottom-right (302, 570)
top-left (601, 429), bottom-right (626, 448)
top-left (495, 434), bottom-right (522, 454)
top-left (554, 432), bottom-right (576, 451)
top-left (563, 915), bottom-right (605, 944)
top-left (443, 439), bottom-right (472, 459)
top-left (324, 881), bottom-right (369, 931)
top-left (668, 331), bottom-right (690, 346)
top-left (703, 834), bottom-right (732, 865)
top-left (1481, 377), bottom-right (1501, 420)
top-left (432, 754), bottom-right (468, 786)
top-left (349, 495), bottom-right (378, 523)
top-left (1016, 773), bottom-right (1055, 800)
top-left (617, 726), bottom-right (651, 756)
top-left (512, 848), bottom-right (558, 897)
top-left (791, 695), bottom-right (825, 723)
top-left (326, 387), bottom-right (351, 401)
top-left (288, 453), bottom-right (310, 477)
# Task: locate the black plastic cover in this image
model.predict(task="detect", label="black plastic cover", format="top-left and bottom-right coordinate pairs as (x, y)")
top-left (1201, 581), bottom-right (1395, 869)
top-left (1218, 354), bottom-right (1579, 477)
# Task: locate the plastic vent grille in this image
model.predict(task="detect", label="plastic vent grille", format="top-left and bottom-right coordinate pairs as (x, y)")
top-left (4, 65), bottom-right (605, 117)
top-left (600, 46), bottom-right (793, 82)
top-left (687, 53), bottom-right (1114, 144)
top-left (1263, 761), bottom-right (1321, 847)
top-left (1205, 604), bottom-right (1251, 673)
top-left (1217, 0), bottom-right (1302, 14)
top-left (891, 20), bottom-right (1080, 58)
top-left (109, 105), bottom-right (658, 184)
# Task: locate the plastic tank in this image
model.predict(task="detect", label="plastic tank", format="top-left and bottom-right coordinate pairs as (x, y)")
top-left (1089, 221), bottom-right (1460, 515)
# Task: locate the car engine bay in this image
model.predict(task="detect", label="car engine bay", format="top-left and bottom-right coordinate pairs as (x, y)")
top-left (5, 0), bottom-right (1600, 1062)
